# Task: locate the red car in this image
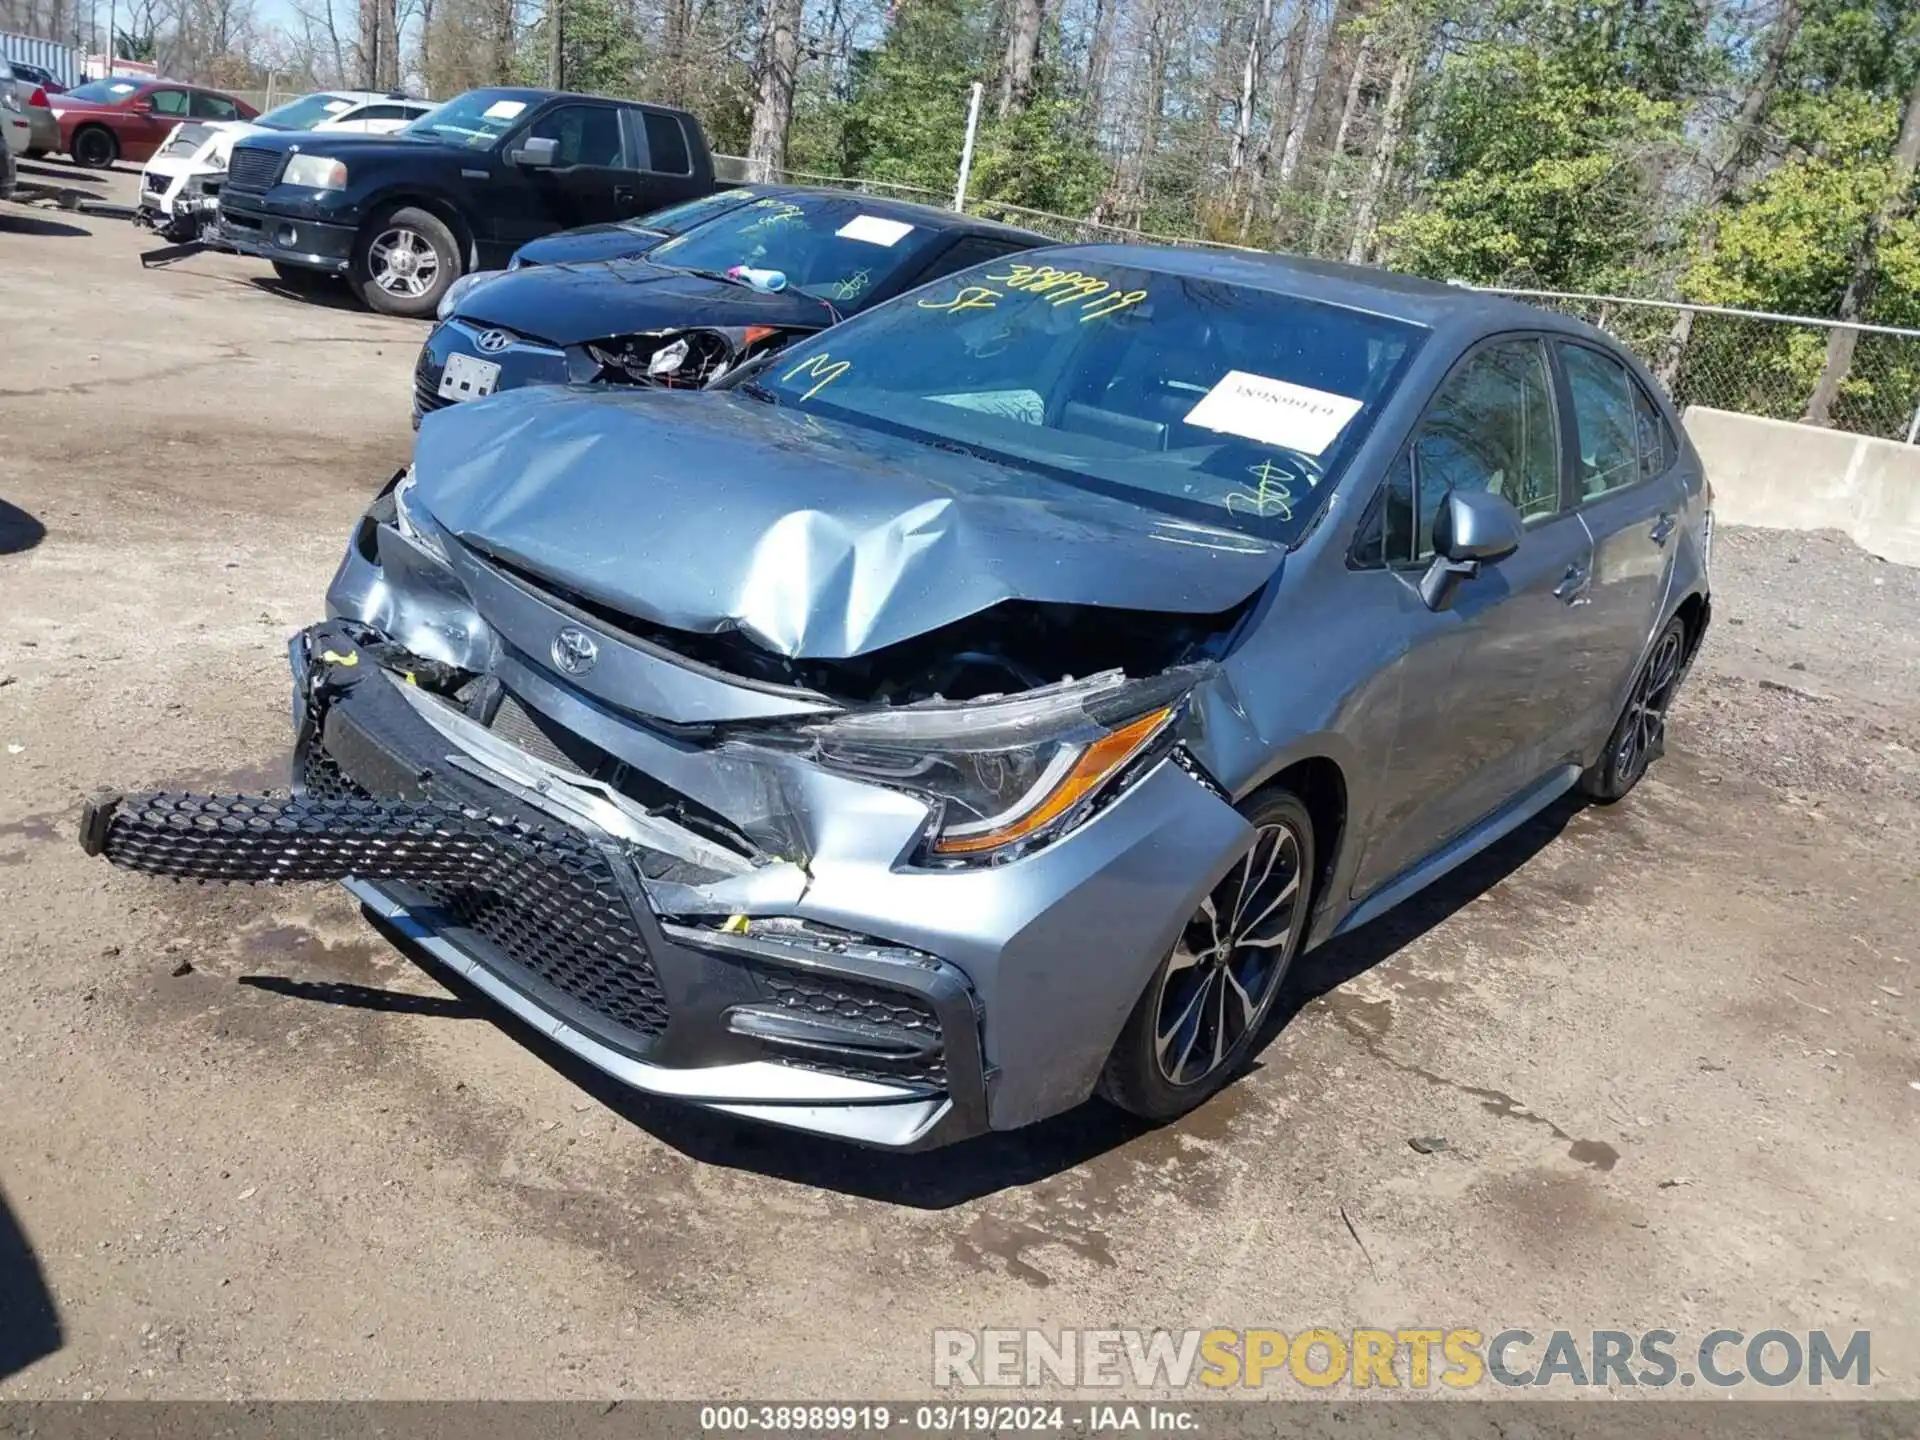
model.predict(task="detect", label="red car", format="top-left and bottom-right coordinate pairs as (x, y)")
top-left (49, 77), bottom-right (257, 168)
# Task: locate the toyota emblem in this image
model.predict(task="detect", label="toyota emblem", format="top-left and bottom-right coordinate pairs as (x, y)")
top-left (550, 626), bottom-right (599, 676)
top-left (476, 328), bottom-right (512, 354)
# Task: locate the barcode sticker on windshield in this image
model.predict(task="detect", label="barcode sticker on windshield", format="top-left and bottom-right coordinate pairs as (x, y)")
top-left (1183, 371), bottom-right (1364, 456)
top-left (483, 100), bottom-right (527, 120)
top-left (837, 215), bottom-right (915, 247)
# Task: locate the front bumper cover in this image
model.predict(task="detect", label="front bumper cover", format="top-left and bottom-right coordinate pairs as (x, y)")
top-left (218, 198), bottom-right (356, 273)
top-left (81, 624), bottom-right (992, 1149)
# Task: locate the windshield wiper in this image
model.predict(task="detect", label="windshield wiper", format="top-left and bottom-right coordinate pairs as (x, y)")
top-left (663, 265), bottom-right (760, 290)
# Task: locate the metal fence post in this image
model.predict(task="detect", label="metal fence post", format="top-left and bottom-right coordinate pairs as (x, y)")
top-left (953, 82), bottom-right (982, 213)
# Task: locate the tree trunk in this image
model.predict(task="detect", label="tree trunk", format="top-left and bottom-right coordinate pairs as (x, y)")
top-left (1657, 0), bottom-right (1803, 387)
top-left (1082, 0), bottom-right (1116, 125)
top-left (547, 0), bottom-right (563, 88)
top-left (1307, 25), bottom-right (1370, 253)
top-left (746, 0), bottom-right (804, 178)
top-left (998, 0), bottom-right (1045, 118)
top-left (1276, 0), bottom-right (1329, 187)
top-left (493, 0), bottom-right (514, 84)
top-left (1227, 0), bottom-right (1275, 182)
top-left (1344, 37), bottom-right (1410, 263)
top-left (1803, 74), bottom-right (1920, 427)
top-left (1240, 0), bottom-right (1309, 237)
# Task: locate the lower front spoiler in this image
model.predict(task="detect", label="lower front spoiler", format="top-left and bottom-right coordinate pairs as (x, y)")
top-left (349, 880), bottom-right (957, 1148)
top-left (77, 785), bottom-right (988, 1151)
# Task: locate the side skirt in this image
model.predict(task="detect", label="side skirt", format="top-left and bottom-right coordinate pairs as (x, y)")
top-left (1325, 764), bottom-right (1581, 941)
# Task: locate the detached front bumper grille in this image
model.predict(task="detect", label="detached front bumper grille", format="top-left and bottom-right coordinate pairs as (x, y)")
top-left (86, 757), bottom-right (673, 1045)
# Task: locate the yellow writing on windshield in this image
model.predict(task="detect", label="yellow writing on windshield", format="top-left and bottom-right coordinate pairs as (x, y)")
top-left (919, 284), bottom-right (1002, 314)
top-left (783, 352), bottom-right (852, 402)
top-left (982, 263), bottom-right (1149, 322)
top-left (742, 198), bottom-right (805, 232)
top-left (1225, 460), bottom-right (1295, 520)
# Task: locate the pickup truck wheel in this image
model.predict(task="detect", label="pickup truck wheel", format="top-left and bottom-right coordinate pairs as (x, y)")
top-left (352, 206), bottom-right (459, 319)
top-left (71, 125), bottom-right (118, 169)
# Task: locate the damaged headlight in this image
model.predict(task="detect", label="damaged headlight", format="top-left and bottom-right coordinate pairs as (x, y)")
top-left (586, 326), bottom-right (785, 388)
top-left (391, 467), bottom-right (448, 563)
top-left (438, 268), bottom-right (504, 321)
top-left (792, 671), bottom-right (1191, 865)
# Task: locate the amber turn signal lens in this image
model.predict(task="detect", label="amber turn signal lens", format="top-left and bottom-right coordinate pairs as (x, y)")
top-left (929, 706), bottom-right (1175, 856)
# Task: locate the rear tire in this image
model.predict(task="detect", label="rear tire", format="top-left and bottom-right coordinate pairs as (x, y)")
top-left (1098, 787), bottom-right (1316, 1123)
top-left (71, 125), bottom-right (117, 169)
top-left (23, 148), bottom-right (45, 161)
top-left (352, 205), bottom-right (459, 319)
top-left (1580, 614), bottom-right (1688, 803)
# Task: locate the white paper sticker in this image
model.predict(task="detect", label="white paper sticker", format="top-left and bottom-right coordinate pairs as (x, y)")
top-left (483, 99), bottom-right (528, 120)
top-left (1182, 371), bottom-right (1364, 456)
top-left (323, 99), bottom-right (353, 113)
top-left (836, 215), bottom-right (915, 247)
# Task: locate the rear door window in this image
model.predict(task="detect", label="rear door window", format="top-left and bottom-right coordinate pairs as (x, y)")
top-left (1560, 343), bottom-right (1645, 500)
top-left (642, 111), bottom-right (691, 175)
top-left (190, 92), bottom-right (238, 120)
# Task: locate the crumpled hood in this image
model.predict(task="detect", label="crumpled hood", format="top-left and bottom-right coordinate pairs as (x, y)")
top-left (456, 260), bottom-right (834, 346)
top-left (412, 386), bottom-right (1283, 659)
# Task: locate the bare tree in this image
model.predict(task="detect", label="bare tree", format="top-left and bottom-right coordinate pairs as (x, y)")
top-left (1657, 0), bottom-right (1803, 385)
top-left (1344, 30), bottom-right (1410, 262)
top-left (746, 0), bottom-right (803, 175)
top-left (999, 0), bottom-right (1045, 117)
top-left (1226, 0), bottom-right (1274, 183)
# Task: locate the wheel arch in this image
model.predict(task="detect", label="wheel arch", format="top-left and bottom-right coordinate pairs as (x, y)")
top-left (1673, 589), bottom-right (1711, 665)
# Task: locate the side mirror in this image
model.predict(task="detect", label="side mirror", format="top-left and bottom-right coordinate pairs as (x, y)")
top-left (1419, 489), bottom-right (1524, 612)
top-left (511, 135), bottom-right (558, 168)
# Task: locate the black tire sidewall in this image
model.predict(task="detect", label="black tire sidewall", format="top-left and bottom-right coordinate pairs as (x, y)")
top-left (1098, 787), bottom-right (1317, 1122)
top-left (353, 206), bottom-right (460, 319)
top-left (1582, 613), bottom-right (1688, 803)
top-left (73, 127), bottom-right (116, 168)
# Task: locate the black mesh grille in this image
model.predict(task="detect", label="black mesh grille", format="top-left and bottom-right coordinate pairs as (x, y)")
top-left (224, 145), bottom-right (281, 192)
top-left (759, 967), bottom-right (947, 1088)
top-left (300, 742), bottom-right (670, 1043)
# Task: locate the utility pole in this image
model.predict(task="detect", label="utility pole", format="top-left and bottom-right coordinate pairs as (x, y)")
top-left (548, 0), bottom-right (564, 90)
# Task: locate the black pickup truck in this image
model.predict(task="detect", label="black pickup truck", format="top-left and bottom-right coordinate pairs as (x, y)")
top-left (217, 86), bottom-right (718, 318)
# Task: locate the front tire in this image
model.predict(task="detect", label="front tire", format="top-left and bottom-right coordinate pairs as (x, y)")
top-left (352, 205), bottom-right (459, 319)
top-left (1581, 614), bottom-right (1688, 802)
top-left (71, 125), bottom-right (117, 169)
top-left (1098, 788), bottom-right (1316, 1123)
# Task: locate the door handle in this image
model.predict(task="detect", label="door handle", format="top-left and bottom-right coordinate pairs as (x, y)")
top-left (613, 184), bottom-right (635, 205)
top-left (1553, 563), bottom-right (1590, 604)
top-left (1649, 512), bottom-right (1678, 546)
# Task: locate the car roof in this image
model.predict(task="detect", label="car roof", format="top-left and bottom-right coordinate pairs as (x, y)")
top-left (1040, 243), bottom-right (1607, 341)
top-left (321, 90), bottom-right (425, 105)
top-left (463, 85), bottom-right (696, 115)
top-left (763, 187), bottom-right (1051, 246)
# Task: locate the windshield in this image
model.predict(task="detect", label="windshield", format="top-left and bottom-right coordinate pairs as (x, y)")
top-left (649, 194), bottom-right (946, 308)
top-left (624, 188), bottom-right (761, 237)
top-left (255, 93), bottom-right (358, 130)
top-left (402, 89), bottom-right (530, 148)
top-left (753, 259), bottom-right (1425, 541)
top-left (66, 78), bottom-right (144, 104)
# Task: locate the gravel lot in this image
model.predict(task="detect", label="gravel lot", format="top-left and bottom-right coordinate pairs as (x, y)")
top-left (2, 165), bottom-right (1918, 1402)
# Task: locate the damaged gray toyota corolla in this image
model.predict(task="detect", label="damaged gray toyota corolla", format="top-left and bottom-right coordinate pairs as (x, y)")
top-left (81, 245), bottom-right (1711, 1148)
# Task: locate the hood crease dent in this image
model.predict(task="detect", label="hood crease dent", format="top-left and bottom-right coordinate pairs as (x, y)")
top-left (413, 386), bottom-right (1285, 661)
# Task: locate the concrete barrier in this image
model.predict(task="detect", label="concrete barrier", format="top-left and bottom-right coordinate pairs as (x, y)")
top-left (1682, 406), bottom-right (1920, 568)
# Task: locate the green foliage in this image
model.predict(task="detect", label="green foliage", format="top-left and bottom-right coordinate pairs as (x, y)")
top-left (518, 0), bottom-right (646, 98)
top-left (1383, 45), bottom-right (1678, 288)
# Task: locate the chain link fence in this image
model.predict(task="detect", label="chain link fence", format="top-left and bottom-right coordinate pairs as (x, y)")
top-left (1476, 290), bottom-right (1920, 444)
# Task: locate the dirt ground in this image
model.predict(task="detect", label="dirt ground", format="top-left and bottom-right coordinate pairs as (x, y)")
top-left (2, 163), bottom-right (1918, 1403)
